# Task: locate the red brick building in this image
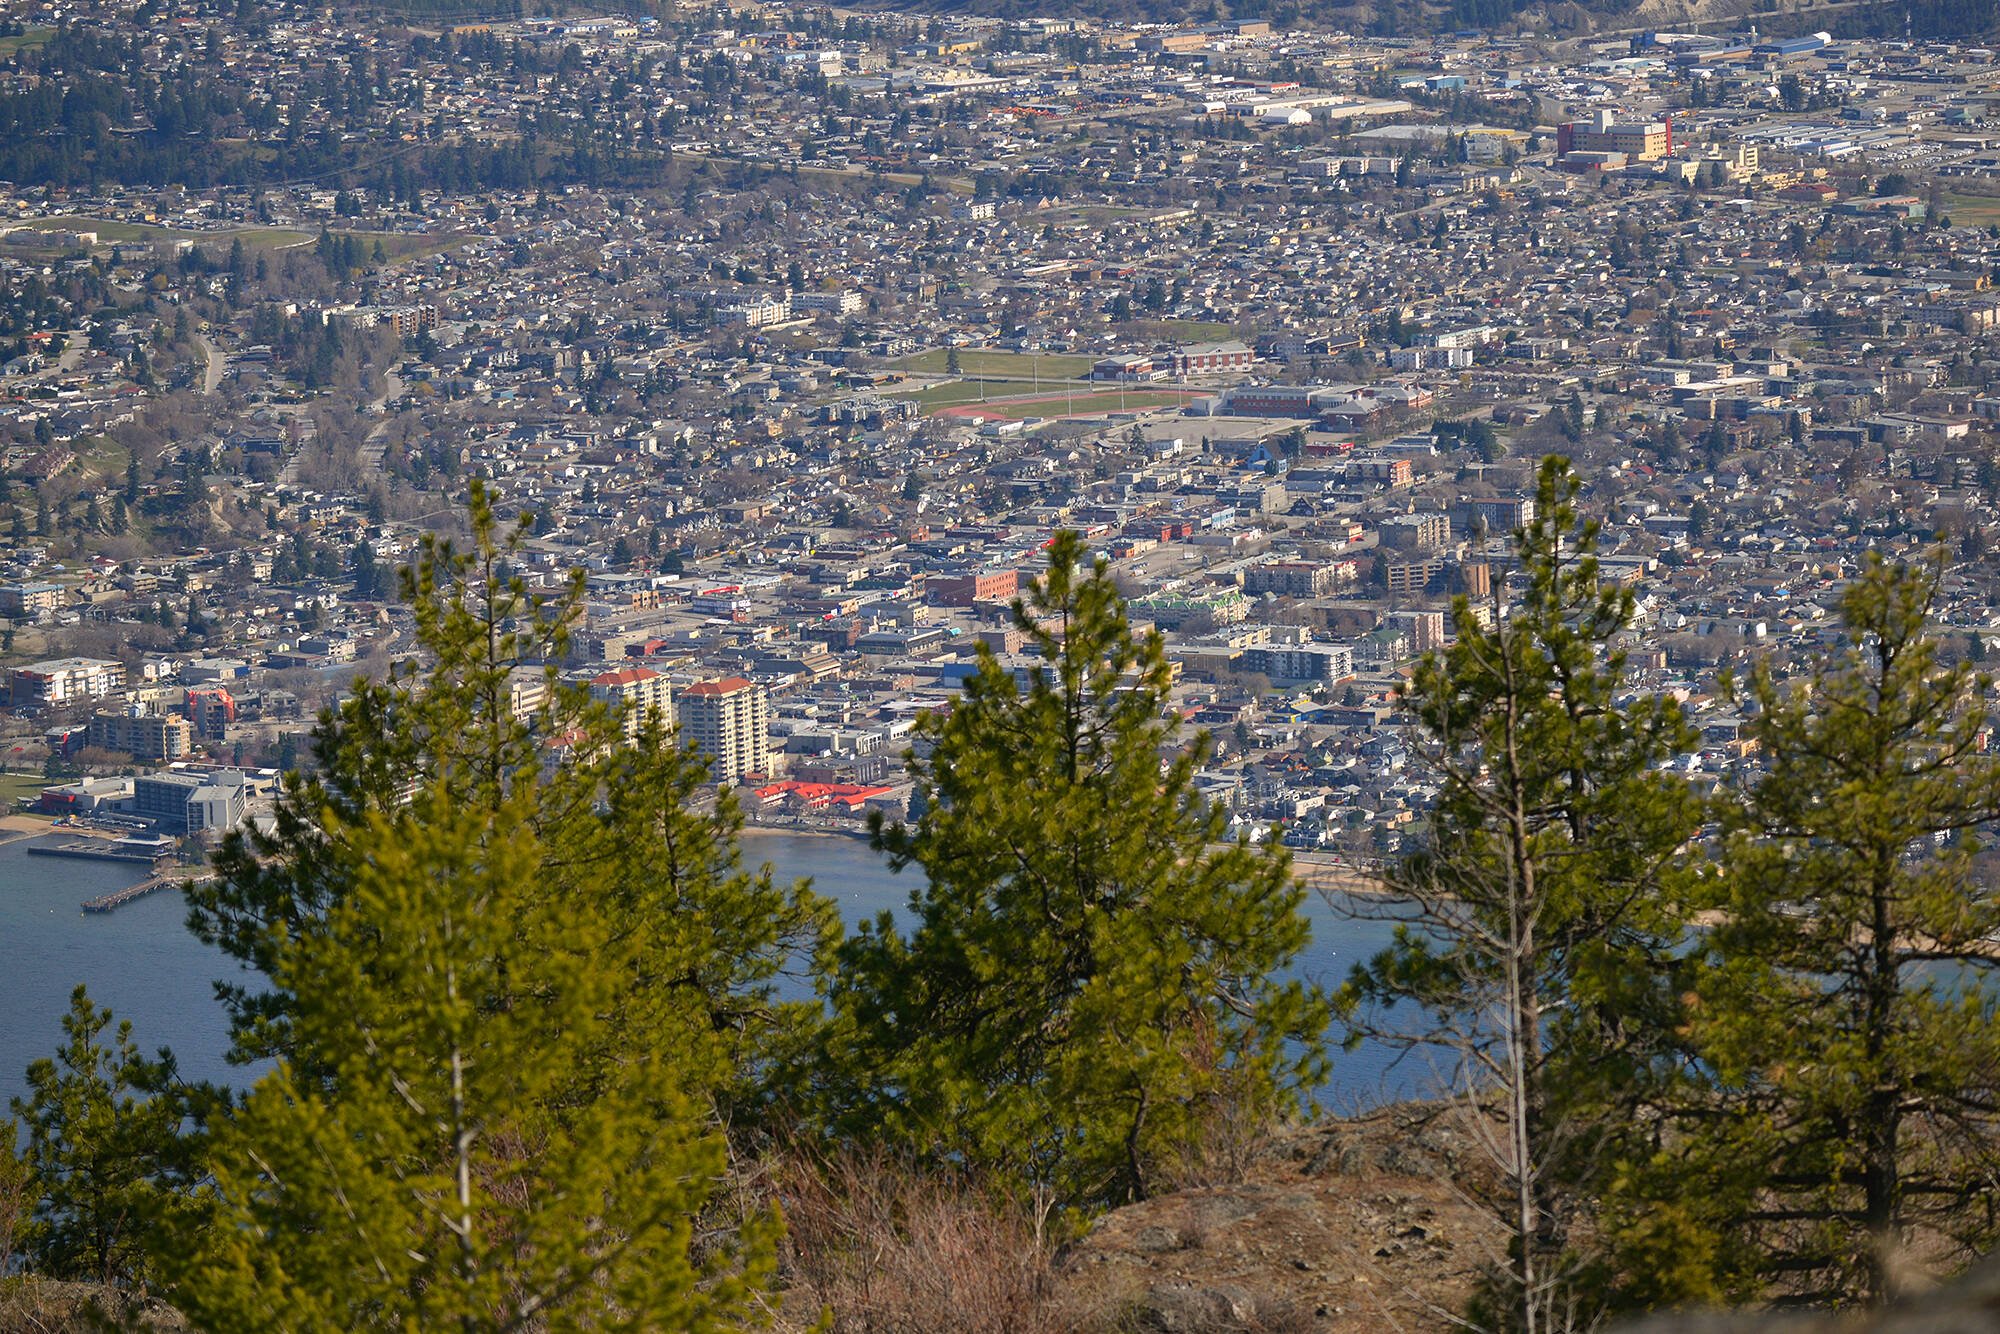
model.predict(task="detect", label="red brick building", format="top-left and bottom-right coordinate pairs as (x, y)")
top-left (1170, 341), bottom-right (1254, 375)
top-left (931, 568), bottom-right (1019, 606)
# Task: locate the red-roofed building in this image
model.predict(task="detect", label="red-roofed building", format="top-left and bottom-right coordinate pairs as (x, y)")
top-left (185, 687), bottom-right (236, 743)
top-left (751, 780), bottom-right (897, 816)
top-left (589, 665), bottom-right (673, 741)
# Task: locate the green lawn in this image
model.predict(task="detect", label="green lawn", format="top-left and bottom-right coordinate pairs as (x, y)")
top-left (889, 380), bottom-right (1031, 409)
top-left (1118, 319), bottom-right (1239, 342)
top-left (9, 216), bottom-right (311, 248)
top-left (0, 771), bottom-right (48, 809)
top-left (964, 388), bottom-right (1200, 420)
top-left (893, 348), bottom-right (1096, 379)
top-left (76, 434), bottom-right (129, 482)
top-left (1047, 205), bottom-right (1150, 224)
top-left (0, 25), bottom-right (53, 54)
top-left (11, 217), bottom-right (165, 243)
top-left (7, 218), bottom-right (476, 263)
top-left (233, 227), bottom-right (318, 248)
top-left (1943, 192), bottom-right (2000, 226)
top-left (329, 229), bottom-right (481, 263)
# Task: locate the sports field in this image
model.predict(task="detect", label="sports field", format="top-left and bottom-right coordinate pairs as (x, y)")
top-left (934, 388), bottom-right (1201, 420)
top-left (891, 348), bottom-right (1096, 379)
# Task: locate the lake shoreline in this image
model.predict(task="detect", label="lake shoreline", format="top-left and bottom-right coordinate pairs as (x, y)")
top-left (738, 820), bottom-right (1397, 900)
top-left (0, 828), bottom-right (1426, 1112)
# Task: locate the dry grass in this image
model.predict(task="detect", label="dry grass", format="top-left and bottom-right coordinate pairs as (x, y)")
top-left (770, 1149), bottom-right (1120, 1334)
top-left (0, 1279), bottom-right (188, 1333)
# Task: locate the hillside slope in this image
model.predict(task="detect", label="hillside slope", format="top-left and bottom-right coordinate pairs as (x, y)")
top-left (1059, 1105), bottom-right (1511, 1333)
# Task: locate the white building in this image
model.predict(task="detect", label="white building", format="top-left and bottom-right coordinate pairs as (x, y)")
top-left (716, 299), bottom-right (789, 329)
top-left (588, 665), bottom-right (675, 742)
top-left (10, 657), bottom-right (123, 707)
top-left (679, 676), bottom-right (771, 785)
top-left (789, 290), bottom-right (865, 316)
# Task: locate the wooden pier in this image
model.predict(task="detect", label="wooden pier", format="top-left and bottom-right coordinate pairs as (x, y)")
top-left (79, 871), bottom-right (210, 914)
top-left (81, 873), bottom-right (178, 913)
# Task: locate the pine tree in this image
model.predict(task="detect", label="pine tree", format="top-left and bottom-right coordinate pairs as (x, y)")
top-left (1666, 554), bottom-right (2000, 1305)
top-left (9, 987), bottom-right (203, 1287)
top-left (823, 531), bottom-right (1328, 1208)
top-left (188, 480), bottom-right (834, 1119)
top-left (1342, 456), bottom-right (1704, 1331)
top-left (159, 790), bottom-right (779, 1333)
top-left (1561, 390), bottom-right (1586, 443)
top-left (349, 540), bottom-right (380, 599)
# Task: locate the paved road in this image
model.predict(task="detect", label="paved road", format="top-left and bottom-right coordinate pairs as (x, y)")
top-left (195, 332), bottom-right (224, 394)
top-left (274, 366), bottom-right (405, 486)
top-left (18, 330), bottom-right (84, 383)
top-left (359, 367), bottom-right (405, 473)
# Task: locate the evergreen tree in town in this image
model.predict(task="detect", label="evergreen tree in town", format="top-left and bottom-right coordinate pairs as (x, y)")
top-left (188, 480), bottom-right (835, 1120)
top-left (822, 531), bottom-right (1329, 1208)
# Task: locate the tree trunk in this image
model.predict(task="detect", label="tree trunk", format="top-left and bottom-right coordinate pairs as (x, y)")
top-left (1862, 860), bottom-right (1901, 1303)
top-left (1504, 628), bottom-right (1542, 1334)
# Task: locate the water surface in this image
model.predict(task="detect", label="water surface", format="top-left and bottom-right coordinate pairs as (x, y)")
top-left (0, 829), bottom-right (1431, 1117)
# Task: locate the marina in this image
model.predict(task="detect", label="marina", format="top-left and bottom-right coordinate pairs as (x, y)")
top-left (27, 835), bottom-right (174, 866)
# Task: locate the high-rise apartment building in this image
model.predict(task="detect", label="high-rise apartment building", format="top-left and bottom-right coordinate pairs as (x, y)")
top-left (588, 665), bottom-right (674, 742)
top-left (678, 676), bottom-right (770, 785)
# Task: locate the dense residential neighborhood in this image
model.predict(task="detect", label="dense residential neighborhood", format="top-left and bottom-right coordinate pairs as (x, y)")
top-left (23, 0), bottom-right (2000, 1328)
top-left (7, 0), bottom-right (2000, 860)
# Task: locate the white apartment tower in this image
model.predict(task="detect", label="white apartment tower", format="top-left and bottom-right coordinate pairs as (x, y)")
top-left (588, 665), bottom-right (674, 741)
top-left (678, 676), bottom-right (770, 785)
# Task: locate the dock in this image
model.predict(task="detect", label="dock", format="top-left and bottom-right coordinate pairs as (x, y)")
top-left (80, 873), bottom-right (184, 913)
top-left (27, 837), bottom-right (172, 865)
top-left (79, 868), bottom-right (216, 920)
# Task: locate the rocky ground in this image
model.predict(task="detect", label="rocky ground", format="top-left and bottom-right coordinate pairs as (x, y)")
top-left (0, 1104), bottom-right (1517, 1334)
top-left (1060, 1104), bottom-right (1511, 1334)
top-left (0, 1279), bottom-right (188, 1333)
top-left (14, 1101), bottom-right (1995, 1334)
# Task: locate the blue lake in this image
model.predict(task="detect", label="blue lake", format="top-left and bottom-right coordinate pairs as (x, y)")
top-left (0, 829), bottom-right (1428, 1116)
